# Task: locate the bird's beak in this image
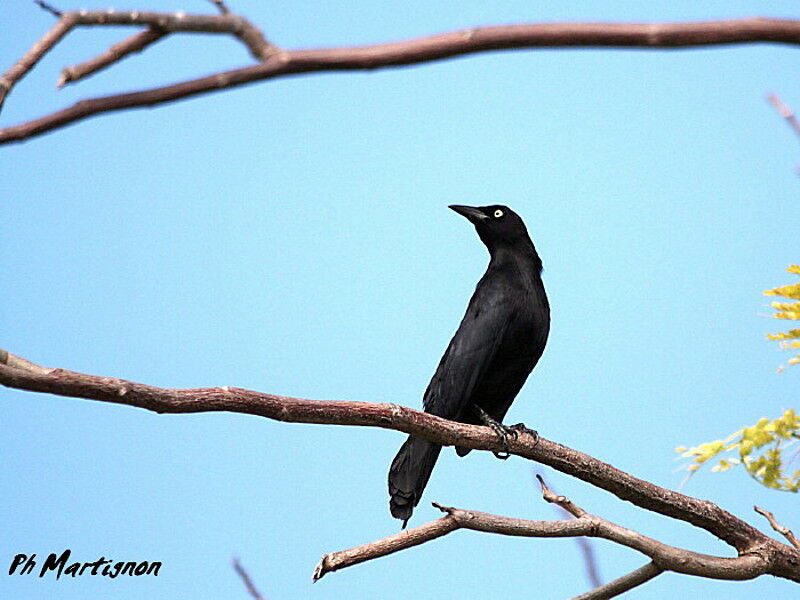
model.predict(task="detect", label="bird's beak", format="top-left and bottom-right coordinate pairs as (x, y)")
top-left (449, 205), bottom-right (488, 224)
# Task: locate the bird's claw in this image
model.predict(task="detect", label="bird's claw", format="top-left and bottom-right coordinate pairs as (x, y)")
top-left (472, 405), bottom-right (520, 459)
top-left (509, 422), bottom-right (539, 444)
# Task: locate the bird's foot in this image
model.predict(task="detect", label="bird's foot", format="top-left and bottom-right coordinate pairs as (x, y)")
top-left (508, 422), bottom-right (539, 445)
top-left (472, 405), bottom-right (517, 459)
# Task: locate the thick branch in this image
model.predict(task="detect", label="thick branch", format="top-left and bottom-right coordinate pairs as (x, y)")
top-left (4, 17), bottom-right (800, 142)
top-left (1, 350), bottom-right (799, 583)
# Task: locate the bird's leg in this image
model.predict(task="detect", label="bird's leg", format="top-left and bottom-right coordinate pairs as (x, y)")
top-left (472, 405), bottom-right (516, 459)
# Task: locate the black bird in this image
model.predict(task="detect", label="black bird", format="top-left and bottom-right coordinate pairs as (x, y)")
top-left (388, 204), bottom-right (550, 526)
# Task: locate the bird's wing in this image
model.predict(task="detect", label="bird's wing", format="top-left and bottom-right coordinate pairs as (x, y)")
top-left (422, 280), bottom-right (515, 418)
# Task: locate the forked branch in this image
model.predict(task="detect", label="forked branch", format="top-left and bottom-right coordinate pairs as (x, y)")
top-left (313, 477), bottom-right (766, 600)
top-left (0, 3), bottom-right (274, 112)
top-left (3, 7), bottom-right (800, 143)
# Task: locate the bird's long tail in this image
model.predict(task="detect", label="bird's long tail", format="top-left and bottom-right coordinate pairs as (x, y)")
top-left (388, 435), bottom-right (442, 527)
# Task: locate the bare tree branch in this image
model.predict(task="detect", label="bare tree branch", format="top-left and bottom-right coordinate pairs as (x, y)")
top-left (232, 557), bottom-right (265, 600)
top-left (0, 7), bottom-right (274, 112)
top-left (538, 473), bottom-right (587, 517)
top-left (57, 27), bottom-right (167, 88)
top-left (4, 15), bottom-right (800, 143)
top-left (0, 349), bottom-right (54, 375)
top-left (755, 506), bottom-right (800, 549)
top-left (538, 477), bottom-right (658, 599)
top-left (314, 482), bottom-right (769, 588)
top-left (570, 562), bottom-right (662, 600)
top-left (767, 92), bottom-right (800, 175)
top-left (0, 15), bottom-right (74, 110)
top-left (1, 349), bottom-right (799, 585)
top-left (313, 505), bottom-right (461, 581)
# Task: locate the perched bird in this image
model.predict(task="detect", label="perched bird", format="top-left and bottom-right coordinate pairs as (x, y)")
top-left (388, 204), bottom-right (550, 526)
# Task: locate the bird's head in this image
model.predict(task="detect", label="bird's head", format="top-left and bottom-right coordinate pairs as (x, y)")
top-left (448, 204), bottom-right (534, 254)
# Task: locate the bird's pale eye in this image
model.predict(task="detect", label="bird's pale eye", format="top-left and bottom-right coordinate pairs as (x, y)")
top-left (493, 209), bottom-right (504, 218)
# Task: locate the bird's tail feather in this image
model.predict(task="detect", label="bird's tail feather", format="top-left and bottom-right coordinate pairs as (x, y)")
top-left (388, 436), bottom-right (442, 527)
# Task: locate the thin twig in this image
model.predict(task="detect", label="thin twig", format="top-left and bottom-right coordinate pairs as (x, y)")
top-left (5, 17), bottom-right (800, 142)
top-left (58, 27), bottom-right (167, 88)
top-left (50, 10), bottom-right (274, 60)
top-left (209, 0), bottom-right (230, 15)
top-left (767, 93), bottom-right (800, 140)
top-left (755, 506), bottom-right (800, 549)
top-left (573, 533), bottom-right (604, 590)
top-left (538, 473), bottom-right (588, 518)
top-left (232, 557), bottom-right (265, 600)
top-left (33, 0), bottom-right (62, 18)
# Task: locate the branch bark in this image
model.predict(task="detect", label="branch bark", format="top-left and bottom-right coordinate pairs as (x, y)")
top-left (3, 13), bottom-right (800, 143)
top-left (0, 7), bottom-right (274, 113)
top-left (313, 479), bottom-right (766, 592)
top-left (571, 562), bottom-right (661, 600)
top-left (1, 349), bottom-right (799, 586)
top-left (57, 27), bottom-right (168, 88)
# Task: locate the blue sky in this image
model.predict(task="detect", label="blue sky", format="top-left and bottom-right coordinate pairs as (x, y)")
top-left (2, 1), bottom-right (799, 598)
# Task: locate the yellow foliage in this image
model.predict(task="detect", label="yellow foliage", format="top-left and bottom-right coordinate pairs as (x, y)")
top-left (764, 282), bottom-right (800, 299)
top-left (678, 409), bottom-right (800, 492)
top-left (766, 266), bottom-right (800, 370)
top-left (770, 301), bottom-right (800, 312)
top-left (678, 268), bottom-right (800, 492)
top-left (774, 312), bottom-right (800, 320)
top-left (766, 329), bottom-right (800, 340)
